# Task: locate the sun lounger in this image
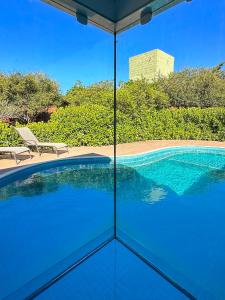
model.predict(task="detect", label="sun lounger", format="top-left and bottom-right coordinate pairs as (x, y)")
top-left (15, 127), bottom-right (68, 157)
top-left (0, 146), bottom-right (31, 164)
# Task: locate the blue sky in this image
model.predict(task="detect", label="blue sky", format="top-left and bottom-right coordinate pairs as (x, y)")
top-left (0, 0), bottom-right (224, 93)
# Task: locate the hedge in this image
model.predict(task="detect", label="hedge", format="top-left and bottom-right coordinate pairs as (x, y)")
top-left (0, 105), bottom-right (224, 147)
top-left (0, 122), bottom-right (21, 146)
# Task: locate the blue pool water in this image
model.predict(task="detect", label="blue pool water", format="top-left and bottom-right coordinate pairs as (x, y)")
top-left (37, 240), bottom-right (187, 300)
top-left (0, 147), bottom-right (225, 299)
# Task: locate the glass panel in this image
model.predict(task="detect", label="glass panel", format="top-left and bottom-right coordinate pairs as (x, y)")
top-left (36, 240), bottom-right (188, 300)
top-left (0, 0), bottom-right (113, 298)
top-left (116, 1), bottom-right (225, 299)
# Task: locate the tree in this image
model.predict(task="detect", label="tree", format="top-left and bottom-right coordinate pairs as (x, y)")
top-left (65, 80), bottom-right (113, 107)
top-left (121, 79), bottom-right (169, 110)
top-left (0, 72), bottom-right (63, 123)
top-left (155, 65), bottom-right (225, 108)
top-left (65, 79), bottom-right (169, 117)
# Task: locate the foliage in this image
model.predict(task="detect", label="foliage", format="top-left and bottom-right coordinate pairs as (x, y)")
top-left (155, 64), bottom-right (225, 108)
top-left (1, 65), bottom-right (225, 148)
top-left (120, 80), bottom-right (169, 109)
top-left (66, 64), bottom-right (225, 115)
top-left (1, 106), bottom-right (224, 147)
top-left (1, 64), bottom-right (225, 125)
top-left (0, 122), bottom-right (21, 146)
top-left (65, 79), bottom-right (169, 115)
top-left (28, 106), bottom-right (225, 145)
top-left (0, 72), bottom-right (63, 123)
top-left (65, 80), bottom-right (113, 107)
top-left (29, 104), bottom-right (115, 146)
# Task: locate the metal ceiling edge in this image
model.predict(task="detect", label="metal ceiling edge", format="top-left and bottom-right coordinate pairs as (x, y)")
top-left (42, 0), bottom-right (115, 33)
top-left (116, 0), bottom-right (186, 33)
top-left (42, 0), bottom-right (186, 34)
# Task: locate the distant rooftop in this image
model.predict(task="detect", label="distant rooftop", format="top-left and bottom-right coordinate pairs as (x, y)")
top-left (130, 49), bottom-right (174, 60)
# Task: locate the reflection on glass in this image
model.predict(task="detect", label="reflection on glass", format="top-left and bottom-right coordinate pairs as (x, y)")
top-left (0, 161), bottom-right (114, 298)
top-left (117, 1), bottom-right (225, 298)
top-left (117, 149), bottom-right (225, 299)
top-left (0, 0), bottom-right (114, 297)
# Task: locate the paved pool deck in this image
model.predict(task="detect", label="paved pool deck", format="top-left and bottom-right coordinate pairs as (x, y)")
top-left (0, 140), bottom-right (225, 175)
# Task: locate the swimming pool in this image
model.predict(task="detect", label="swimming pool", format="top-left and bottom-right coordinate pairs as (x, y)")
top-left (0, 147), bottom-right (225, 299)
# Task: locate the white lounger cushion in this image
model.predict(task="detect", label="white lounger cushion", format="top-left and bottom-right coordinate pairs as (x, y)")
top-left (0, 146), bottom-right (30, 154)
top-left (37, 142), bottom-right (67, 149)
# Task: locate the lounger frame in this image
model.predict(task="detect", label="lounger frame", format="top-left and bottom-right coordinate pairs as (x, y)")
top-left (0, 144), bottom-right (31, 164)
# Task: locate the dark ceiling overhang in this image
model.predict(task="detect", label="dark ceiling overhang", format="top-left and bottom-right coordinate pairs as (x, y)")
top-left (42, 0), bottom-right (187, 33)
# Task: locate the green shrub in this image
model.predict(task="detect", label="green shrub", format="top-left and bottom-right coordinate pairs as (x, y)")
top-left (0, 122), bottom-right (21, 146)
top-left (1, 106), bottom-right (224, 147)
top-left (30, 105), bottom-right (114, 146)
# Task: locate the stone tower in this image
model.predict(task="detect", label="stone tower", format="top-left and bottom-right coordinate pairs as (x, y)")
top-left (129, 49), bottom-right (174, 82)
